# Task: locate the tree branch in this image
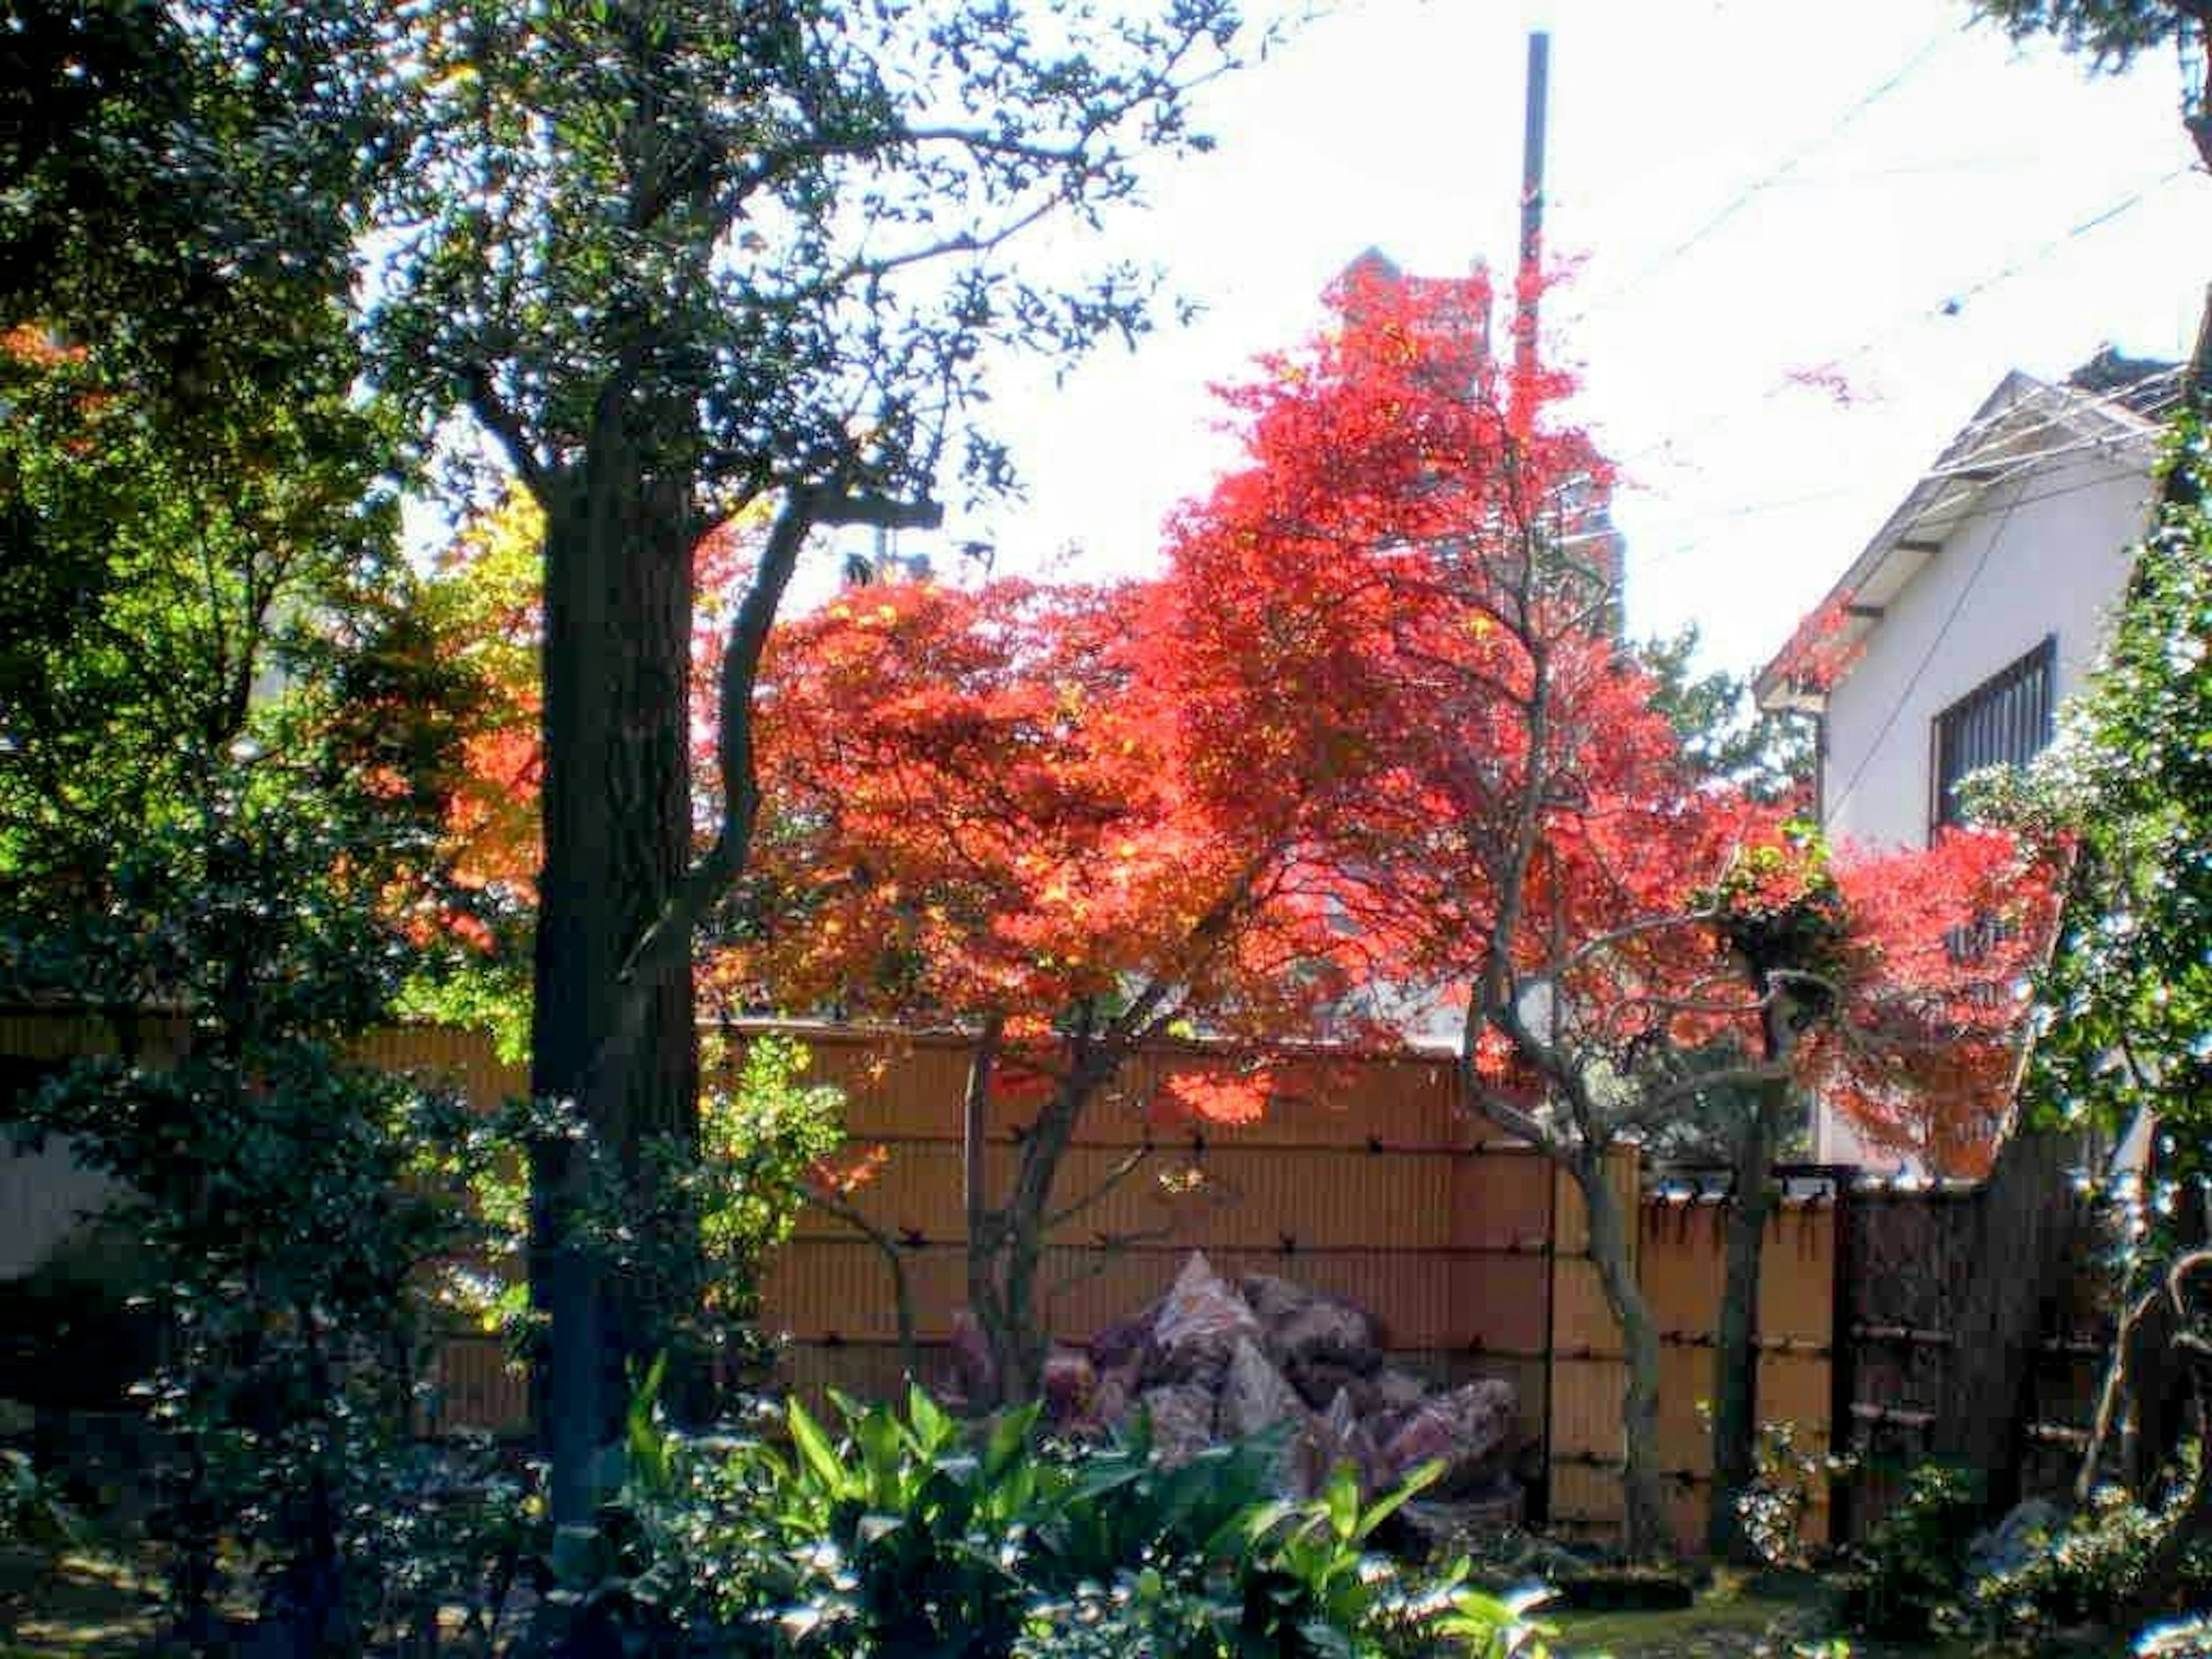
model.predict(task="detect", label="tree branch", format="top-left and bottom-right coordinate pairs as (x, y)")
top-left (802, 1184), bottom-right (919, 1376)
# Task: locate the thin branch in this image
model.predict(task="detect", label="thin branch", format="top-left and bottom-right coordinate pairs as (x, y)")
top-left (463, 368), bottom-right (547, 498)
top-left (802, 1184), bottom-right (919, 1376)
top-left (1046, 1145), bottom-right (1153, 1233)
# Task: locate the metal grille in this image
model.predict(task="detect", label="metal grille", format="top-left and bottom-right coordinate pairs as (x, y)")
top-left (1932, 635), bottom-right (2056, 833)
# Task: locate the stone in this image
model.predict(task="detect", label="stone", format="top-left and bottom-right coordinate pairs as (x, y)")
top-left (1283, 1354), bottom-right (1380, 1414)
top-left (1041, 1347), bottom-right (1097, 1426)
top-left (1092, 1368), bottom-right (1134, 1429)
top-left (1238, 1272), bottom-right (1315, 1328)
top-left (1147, 1252), bottom-right (1261, 1389)
top-left (1296, 1387), bottom-right (1384, 1498)
top-left (1372, 1368), bottom-right (1429, 1412)
top-left (1138, 1384), bottom-right (1217, 1468)
top-left (1218, 1335), bottom-right (1305, 1441)
top-left (1393, 1480), bottom-right (1525, 1558)
top-left (1089, 1301), bottom-right (1159, 1375)
top-left (946, 1310), bottom-right (997, 1408)
top-left (1267, 1292), bottom-right (1383, 1377)
top-left (1376, 1378), bottom-right (1515, 1497)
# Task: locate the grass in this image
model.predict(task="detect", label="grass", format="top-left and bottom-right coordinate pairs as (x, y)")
top-left (1540, 1568), bottom-right (1979, 1658)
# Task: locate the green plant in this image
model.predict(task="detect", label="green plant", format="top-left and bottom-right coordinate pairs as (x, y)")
top-left (1972, 1483), bottom-right (2212, 1640)
top-left (1734, 1419), bottom-right (1853, 1570)
top-left (0, 1448), bottom-right (80, 1552)
top-left (451, 1035), bottom-right (845, 1411)
top-left (532, 1378), bottom-right (1537, 1659)
top-left (1844, 1462), bottom-right (1984, 1640)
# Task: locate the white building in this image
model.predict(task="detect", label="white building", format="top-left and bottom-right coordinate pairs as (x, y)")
top-left (1755, 350), bottom-right (2179, 1164)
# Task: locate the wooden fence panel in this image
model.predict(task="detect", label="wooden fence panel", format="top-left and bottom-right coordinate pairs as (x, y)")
top-left (9, 1010), bottom-right (1960, 1560)
top-left (1833, 1177), bottom-right (2101, 1541)
top-left (1545, 1150), bottom-right (1640, 1537)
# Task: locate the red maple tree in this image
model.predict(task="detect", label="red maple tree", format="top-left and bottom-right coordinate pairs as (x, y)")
top-left (1160, 260), bottom-right (2059, 1557)
top-left (717, 574), bottom-right (1364, 1398)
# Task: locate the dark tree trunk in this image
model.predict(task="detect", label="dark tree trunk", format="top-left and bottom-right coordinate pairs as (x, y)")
top-left (1578, 1149), bottom-right (1671, 1562)
top-left (529, 453), bottom-right (700, 1528)
top-left (961, 1023), bottom-right (1116, 1406)
top-left (962, 1022), bottom-right (1008, 1410)
top-left (998, 1056), bottom-right (1098, 1402)
top-left (1707, 1027), bottom-right (1793, 1560)
top-left (1928, 1122), bottom-right (2081, 1508)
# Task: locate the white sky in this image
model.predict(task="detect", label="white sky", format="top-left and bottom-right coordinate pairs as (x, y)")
top-left (923, 0), bottom-right (2212, 679)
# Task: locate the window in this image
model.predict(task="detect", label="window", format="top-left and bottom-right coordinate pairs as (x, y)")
top-left (1931, 635), bottom-right (2056, 835)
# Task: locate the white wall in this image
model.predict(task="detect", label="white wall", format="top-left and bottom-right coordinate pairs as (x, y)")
top-left (1820, 452), bottom-right (2148, 851)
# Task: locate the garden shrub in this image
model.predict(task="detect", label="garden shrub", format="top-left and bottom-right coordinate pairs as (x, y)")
top-left (1971, 1483), bottom-right (2212, 1642)
top-left (1844, 1461), bottom-right (1984, 1640)
top-left (528, 1378), bottom-right (1555, 1659)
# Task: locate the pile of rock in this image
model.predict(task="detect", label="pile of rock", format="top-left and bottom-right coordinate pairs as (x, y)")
top-left (1034, 1253), bottom-right (1521, 1531)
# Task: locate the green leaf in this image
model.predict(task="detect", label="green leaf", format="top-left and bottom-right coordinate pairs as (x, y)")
top-left (853, 1405), bottom-right (906, 1504)
top-left (786, 1396), bottom-right (851, 1497)
top-left (907, 1382), bottom-right (953, 1453)
top-left (1324, 1464), bottom-right (1359, 1543)
top-left (983, 1401), bottom-right (1039, 1481)
top-left (1354, 1457), bottom-right (1442, 1541)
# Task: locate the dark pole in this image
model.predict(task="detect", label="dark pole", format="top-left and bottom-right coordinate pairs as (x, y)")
top-left (1514, 29), bottom-right (1551, 387)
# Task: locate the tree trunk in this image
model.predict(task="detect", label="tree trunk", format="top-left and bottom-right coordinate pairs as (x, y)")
top-left (1928, 1121), bottom-right (2080, 1509)
top-left (1578, 1149), bottom-right (1671, 1562)
top-left (997, 1058), bottom-right (1096, 1402)
top-left (529, 456), bottom-right (699, 1528)
top-left (962, 1022), bottom-right (1008, 1410)
top-left (963, 1027), bottom-right (1112, 1406)
top-left (1707, 1075), bottom-right (1789, 1560)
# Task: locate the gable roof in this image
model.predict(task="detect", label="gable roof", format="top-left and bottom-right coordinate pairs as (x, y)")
top-left (1755, 358), bottom-right (2181, 714)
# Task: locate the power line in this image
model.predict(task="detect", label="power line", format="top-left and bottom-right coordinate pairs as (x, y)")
top-left (1629, 444), bottom-right (2156, 584)
top-left (1566, 23), bottom-right (1960, 323)
top-left (1608, 163), bottom-right (2200, 472)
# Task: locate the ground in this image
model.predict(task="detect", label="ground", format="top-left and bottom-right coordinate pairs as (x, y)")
top-left (0, 1546), bottom-right (156, 1658)
top-left (1541, 1570), bottom-right (1973, 1658)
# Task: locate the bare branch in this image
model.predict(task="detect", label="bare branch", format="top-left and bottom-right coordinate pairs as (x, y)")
top-left (1046, 1145), bottom-right (1153, 1233)
top-left (802, 1184), bottom-right (919, 1376)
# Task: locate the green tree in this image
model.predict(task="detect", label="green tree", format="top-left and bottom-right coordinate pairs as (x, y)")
top-left (365, 0), bottom-right (1257, 1522)
top-left (1635, 627), bottom-right (1815, 808)
top-left (2008, 414), bottom-right (2212, 1611)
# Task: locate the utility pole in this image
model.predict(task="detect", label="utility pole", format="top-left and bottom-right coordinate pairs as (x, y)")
top-left (1513, 29), bottom-right (1551, 388)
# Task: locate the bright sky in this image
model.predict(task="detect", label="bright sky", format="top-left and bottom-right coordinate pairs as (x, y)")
top-left (930, 0), bottom-right (2212, 679)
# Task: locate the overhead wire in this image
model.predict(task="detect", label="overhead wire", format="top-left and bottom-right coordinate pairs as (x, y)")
top-left (1604, 164), bottom-right (2200, 475)
top-left (1564, 22), bottom-right (1961, 325)
top-left (1618, 374), bottom-right (2174, 590)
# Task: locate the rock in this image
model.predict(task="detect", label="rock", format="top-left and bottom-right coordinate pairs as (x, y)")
top-left (1092, 1367), bottom-right (1134, 1429)
top-left (1284, 1354), bottom-right (1381, 1414)
top-left (1967, 1495), bottom-right (2066, 1580)
top-left (1372, 1368), bottom-right (1429, 1412)
top-left (1267, 1293), bottom-right (1383, 1378)
top-left (947, 1310), bottom-right (997, 1408)
top-left (1218, 1335), bottom-right (1305, 1441)
top-left (1376, 1379), bottom-right (1515, 1497)
top-left (1296, 1388), bottom-right (1384, 1498)
top-left (1089, 1301), bottom-right (1160, 1374)
top-left (1239, 1272), bottom-right (1315, 1328)
top-left (1041, 1347), bottom-right (1097, 1426)
top-left (1147, 1253), bottom-right (1261, 1389)
top-left (1139, 1384), bottom-right (1217, 1468)
top-left (1393, 1480), bottom-right (1525, 1558)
